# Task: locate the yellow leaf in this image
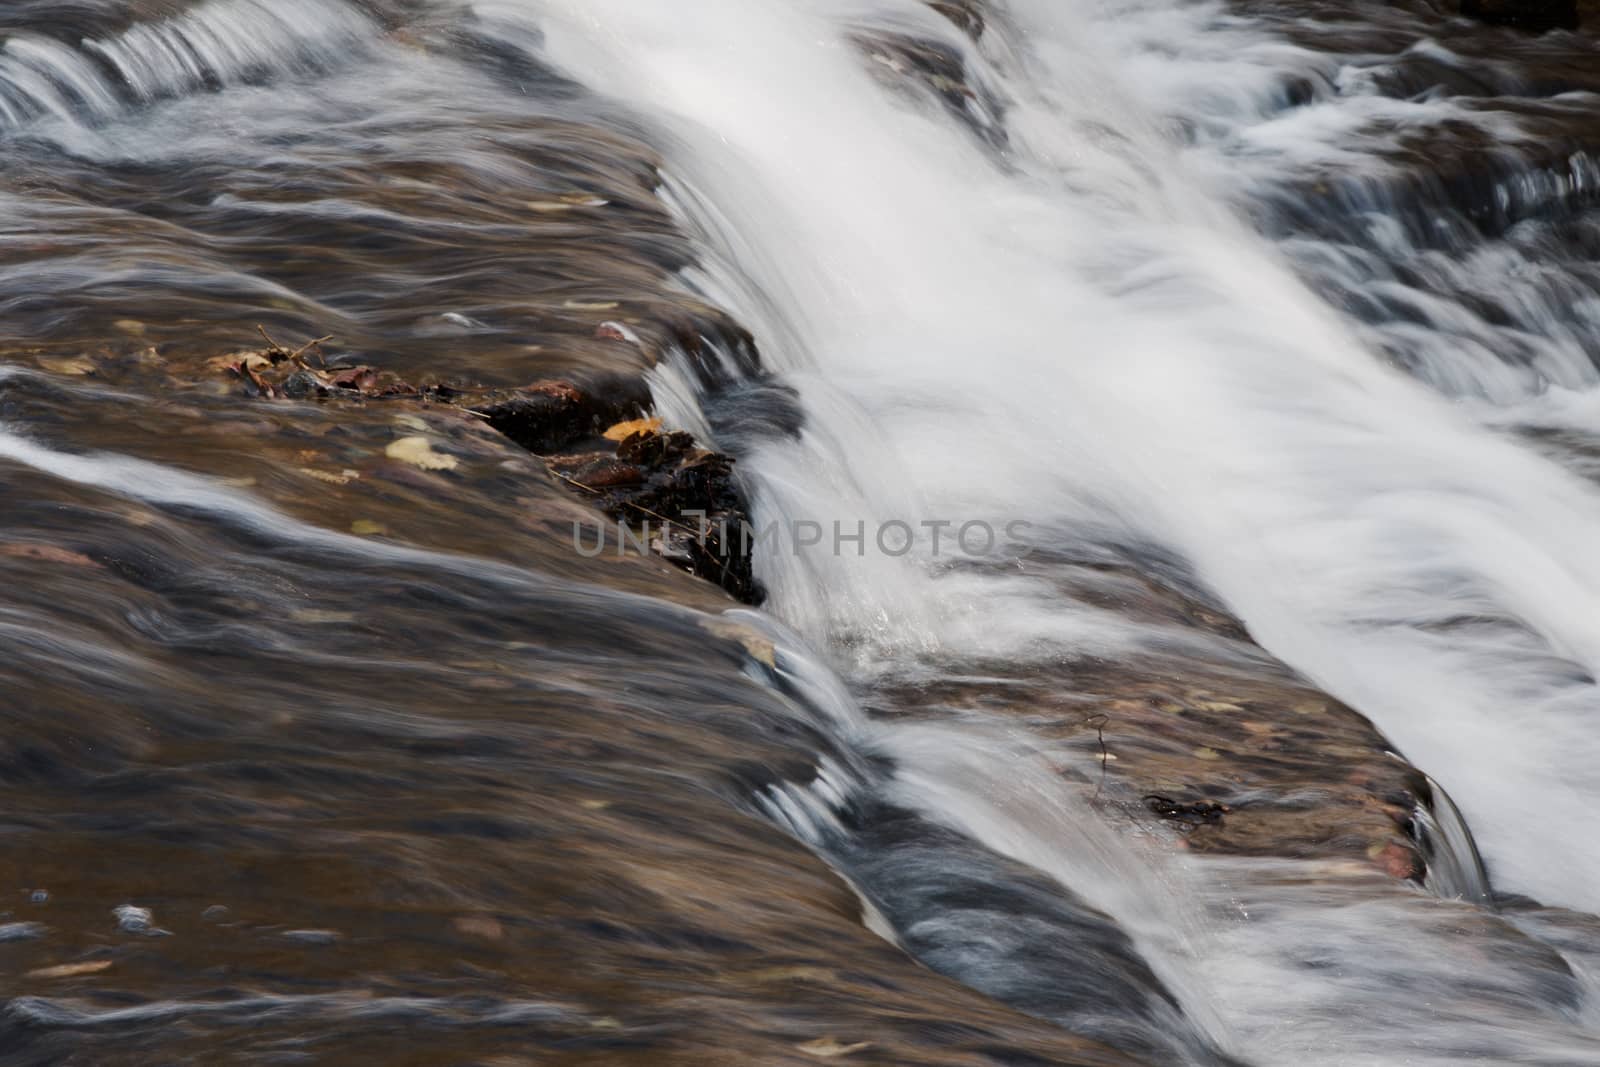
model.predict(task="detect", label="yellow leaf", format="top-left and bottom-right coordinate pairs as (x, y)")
top-left (386, 436), bottom-right (459, 471)
top-left (37, 356), bottom-right (95, 376)
top-left (602, 416), bottom-right (661, 442)
top-left (351, 519), bottom-right (387, 536)
top-left (1193, 747), bottom-right (1222, 761)
top-left (28, 960), bottom-right (112, 979)
top-left (798, 1038), bottom-right (872, 1058)
top-left (563, 299), bottom-right (620, 311)
top-left (112, 319), bottom-right (146, 336)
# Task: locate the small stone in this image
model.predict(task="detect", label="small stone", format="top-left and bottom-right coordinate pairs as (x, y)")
top-left (114, 904), bottom-right (153, 933)
top-left (279, 929), bottom-right (340, 945)
top-left (28, 889), bottom-right (48, 904)
top-left (202, 905), bottom-right (230, 921)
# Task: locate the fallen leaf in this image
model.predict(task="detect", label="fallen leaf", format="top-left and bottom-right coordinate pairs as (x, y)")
top-left (351, 519), bottom-right (387, 536)
top-left (37, 356), bottom-right (96, 376)
top-left (28, 960), bottom-right (112, 979)
top-left (393, 414), bottom-right (430, 432)
top-left (798, 1038), bottom-right (872, 1058)
top-left (112, 320), bottom-right (146, 336)
top-left (386, 436), bottom-right (459, 471)
top-left (300, 468), bottom-right (357, 486)
top-left (1193, 747), bottom-right (1222, 761)
top-left (602, 416), bottom-right (661, 442)
top-left (563, 299), bottom-right (620, 311)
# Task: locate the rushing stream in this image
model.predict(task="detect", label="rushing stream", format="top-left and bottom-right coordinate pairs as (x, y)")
top-left (3, 0), bottom-right (1600, 1064)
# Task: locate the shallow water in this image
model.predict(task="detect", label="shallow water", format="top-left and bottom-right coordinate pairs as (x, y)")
top-left (4, 0), bottom-right (1600, 1064)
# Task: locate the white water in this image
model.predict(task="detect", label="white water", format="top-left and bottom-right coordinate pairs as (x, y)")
top-left (0, 0), bottom-right (376, 130)
top-left (521, 0), bottom-right (1600, 923)
top-left (7, 0), bottom-right (1600, 1059)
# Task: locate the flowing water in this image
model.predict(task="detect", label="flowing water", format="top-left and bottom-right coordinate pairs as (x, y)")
top-left (4, 0), bottom-right (1600, 1063)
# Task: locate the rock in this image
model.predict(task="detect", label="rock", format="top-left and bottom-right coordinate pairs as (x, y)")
top-left (548, 426), bottom-right (760, 603)
top-left (471, 377), bottom-right (650, 455)
top-left (113, 904), bottom-right (153, 933)
top-left (1460, 0), bottom-right (1577, 31)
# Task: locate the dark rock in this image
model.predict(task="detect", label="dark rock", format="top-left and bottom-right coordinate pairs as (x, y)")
top-left (548, 425), bottom-right (760, 604)
top-left (1460, 0), bottom-right (1577, 31)
top-left (1143, 794), bottom-right (1230, 828)
top-left (471, 376), bottom-right (650, 455)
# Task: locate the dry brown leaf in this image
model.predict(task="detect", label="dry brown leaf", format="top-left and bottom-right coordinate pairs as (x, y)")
top-left (299, 468), bottom-right (357, 486)
top-left (385, 436), bottom-right (458, 471)
top-left (602, 416), bottom-right (661, 442)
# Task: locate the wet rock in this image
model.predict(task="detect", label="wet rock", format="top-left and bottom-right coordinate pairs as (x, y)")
top-left (471, 376), bottom-right (650, 455)
top-left (113, 903), bottom-right (153, 933)
top-left (926, 0), bottom-right (986, 37)
top-left (1142, 794), bottom-right (1230, 828)
top-left (1460, 0), bottom-right (1577, 30)
top-left (551, 427), bottom-right (760, 604)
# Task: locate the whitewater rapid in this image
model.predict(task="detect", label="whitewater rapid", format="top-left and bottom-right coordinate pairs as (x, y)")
top-left (515, 0), bottom-right (1600, 921)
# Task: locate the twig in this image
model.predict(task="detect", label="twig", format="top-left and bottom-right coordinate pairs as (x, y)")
top-left (256, 324), bottom-right (287, 356)
top-left (1085, 713), bottom-right (1110, 801)
top-left (549, 471), bottom-right (701, 537)
top-left (290, 334), bottom-right (334, 367)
